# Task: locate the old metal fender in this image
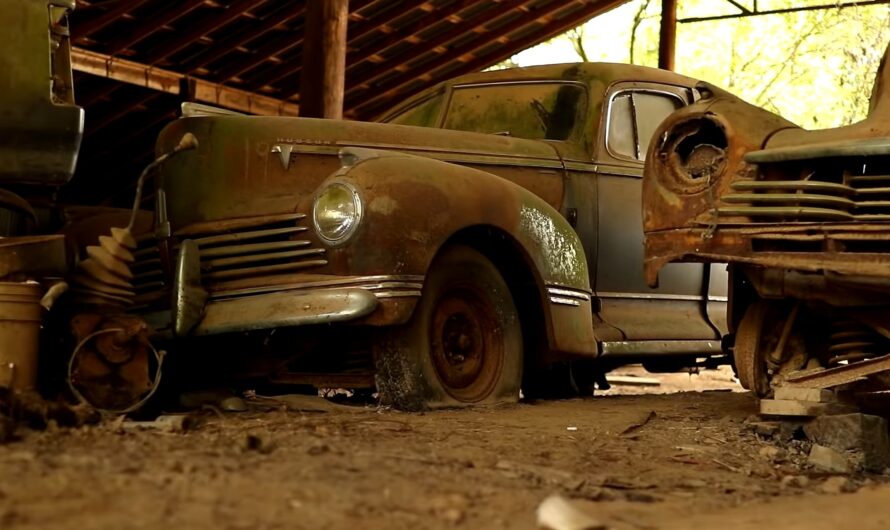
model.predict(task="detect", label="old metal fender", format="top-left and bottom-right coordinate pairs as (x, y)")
top-left (305, 147), bottom-right (597, 358)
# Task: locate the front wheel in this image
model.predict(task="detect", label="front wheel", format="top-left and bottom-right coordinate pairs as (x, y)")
top-left (373, 245), bottom-right (523, 410)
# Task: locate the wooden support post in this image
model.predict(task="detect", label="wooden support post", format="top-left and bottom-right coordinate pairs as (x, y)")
top-left (658, 0), bottom-right (677, 71)
top-left (300, 0), bottom-right (348, 119)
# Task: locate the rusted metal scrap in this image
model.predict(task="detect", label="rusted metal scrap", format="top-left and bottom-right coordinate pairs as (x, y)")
top-left (643, 43), bottom-right (890, 397)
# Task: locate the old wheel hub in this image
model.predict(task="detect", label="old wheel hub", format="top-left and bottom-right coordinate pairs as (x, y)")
top-left (430, 288), bottom-right (503, 402)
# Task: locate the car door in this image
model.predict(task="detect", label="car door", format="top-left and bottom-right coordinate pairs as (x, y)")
top-left (594, 82), bottom-right (722, 341)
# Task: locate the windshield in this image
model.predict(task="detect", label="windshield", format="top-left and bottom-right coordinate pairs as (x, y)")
top-left (441, 82), bottom-right (587, 141)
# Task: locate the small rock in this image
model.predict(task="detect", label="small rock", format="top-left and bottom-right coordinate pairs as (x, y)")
top-left (759, 446), bottom-right (780, 460)
top-left (804, 414), bottom-right (890, 472)
top-left (441, 508), bottom-right (464, 525)
top-left (307, 443), bottom-right (329, 456)
top-left (536, 494), bottom-right (606, 530)
top-left (808, 444), bottom-right (851, 474)
top-left (820, 476), bottom-right (858, 494)
top-left (243, 432), bottom-right (275, 454)
top-left (677, 479), bottom-right (707, 489)
top-left (625, 491), bottom-right (661, 503)
top-left (426, 494), bottom-right (469, 526)
top-left (780, 475), bottom-right (809, 489)
top-left (750, 462), bottom-right (776, 479)
top-left (748, 421), bottom-right (780, 438)
top-left (220, 397), bottom-right (248, 412)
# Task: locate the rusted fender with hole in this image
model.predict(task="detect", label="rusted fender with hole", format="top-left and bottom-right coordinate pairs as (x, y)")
top-left (641, 82), bottom-right (796, 286)
top-left (297, 147), bottom-right (597, 358)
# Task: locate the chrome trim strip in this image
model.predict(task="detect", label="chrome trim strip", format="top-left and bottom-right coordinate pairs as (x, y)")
top-left (563, 161), bottom-right (597, 173)
top-left (550, 296), bottom-right (581, 307)
top-left (376, 290), bottom-right (423, 299)
top-left (547, 287), bottom-right (591, 301)
top-left (596, 164), bottom-right (641, 178)
top-left (596, 291), bottom-right (728, 302)
top-left (211, 275), bottom-right (425, 300)
top-left (283, 142), bottom-right (564, 170)
top-left (600, 340), bottom-right (722, 357)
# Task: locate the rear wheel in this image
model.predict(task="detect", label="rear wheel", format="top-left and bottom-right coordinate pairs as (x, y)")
top-left (374, 245), bottom-right (523, 410)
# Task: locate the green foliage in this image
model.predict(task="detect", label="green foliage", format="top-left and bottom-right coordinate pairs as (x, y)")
top-left (498, 0), bottom-right (890, 129)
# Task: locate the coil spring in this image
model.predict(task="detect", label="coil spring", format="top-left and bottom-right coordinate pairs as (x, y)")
top-left (826, 320), bottom-right (878, 366)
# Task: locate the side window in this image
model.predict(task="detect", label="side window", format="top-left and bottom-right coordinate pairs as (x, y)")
top-left (384, 93), bottom-right (444, 127)
top-left (607, 91), bottom-right (683, 161)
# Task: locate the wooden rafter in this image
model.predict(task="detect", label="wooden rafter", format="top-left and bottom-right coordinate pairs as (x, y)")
top-left (180, 2), bottom-right (306, 73)
top-left (142, 0), bottom-right (267, 65)
top-left (242, 0), bottom-right (432, 92)
top-left (213, 0), bottom-right (376, 84)
top-left (104, 0), bottom-right (206, 55)
top-left (347, 0), bottom-right (595, 113)
top-left (72, 0), bottom-right (152, 41)
top-left (335, 0), bottom-right (538, 102)
top-left (352, 0), bottom-right (630, 118)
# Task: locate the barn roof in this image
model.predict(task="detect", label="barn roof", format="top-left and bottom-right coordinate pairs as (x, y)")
top-left (68, 0), bottom-right (628, 202)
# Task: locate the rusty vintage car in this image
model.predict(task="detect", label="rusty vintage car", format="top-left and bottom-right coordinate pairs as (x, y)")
top-left (94, 62), bottom-right (731, 410)
top-left (644, 43), bottom-right (890, 397)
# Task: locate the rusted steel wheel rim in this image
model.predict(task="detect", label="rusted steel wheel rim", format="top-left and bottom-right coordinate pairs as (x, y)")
top-left (429, 286), bottom-right (504, 402)
top-left (734, 301), bottom-right (771, 398)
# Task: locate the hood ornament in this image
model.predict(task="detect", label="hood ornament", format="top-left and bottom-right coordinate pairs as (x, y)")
top-left (271, 143), bottom-right (295, 170)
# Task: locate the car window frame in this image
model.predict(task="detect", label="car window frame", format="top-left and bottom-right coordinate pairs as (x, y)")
top-left (602, 86), bottom-right (688, 165)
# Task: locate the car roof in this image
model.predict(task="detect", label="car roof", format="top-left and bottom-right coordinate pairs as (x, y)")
top-left (377, 62), bottom-right (700, 121)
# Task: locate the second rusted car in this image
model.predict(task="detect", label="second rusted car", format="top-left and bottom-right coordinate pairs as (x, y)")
top-left (122, 63), bottom-right (729, 409)
top-left (644, 44), bottom-right (890, 397)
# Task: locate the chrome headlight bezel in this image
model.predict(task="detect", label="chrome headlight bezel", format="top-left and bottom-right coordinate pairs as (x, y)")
top-left (312, 180), bottom-right (364, 246)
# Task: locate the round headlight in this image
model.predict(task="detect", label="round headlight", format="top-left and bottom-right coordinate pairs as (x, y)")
top-left (312, 182), bottom-right (363, 245)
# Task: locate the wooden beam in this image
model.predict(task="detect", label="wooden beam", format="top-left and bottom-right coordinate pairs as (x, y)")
top-left (680, 0), bottom-right (890, 23)
top-left (72, 47), bottom-right (299, 116)
top-left (72, 0), bottom-right (151, 42)
top-left (242, 0), bottom-right (430, 92)
top-left (213, 0), bottom-right (373, 84)
top-left (299, 0), bottom-right (349, 119)
top-left (104, 0), bottom-right (206, 55)
top-left (337, 0), bottom-right (537, 102)
top-left (658, 0), bottom-right (677, 71)
top-left (352, 0), bottom-right (630, 119)
top-left (181, 2), bottom-right (305, 73)
top-left (346, 0), bottom-right (584, 111)
top-left (143, 0), bottom-right (266, 65)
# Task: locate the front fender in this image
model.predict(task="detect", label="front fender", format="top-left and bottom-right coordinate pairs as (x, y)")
top-left (301, 147), bottom-right (595, 357)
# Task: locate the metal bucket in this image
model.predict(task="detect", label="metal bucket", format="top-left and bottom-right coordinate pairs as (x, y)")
top-left (0, 282), bottom-right (43, 390)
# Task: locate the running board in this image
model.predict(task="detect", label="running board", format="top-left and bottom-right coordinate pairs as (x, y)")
top-left (600, 340), bottom-right (722, 357)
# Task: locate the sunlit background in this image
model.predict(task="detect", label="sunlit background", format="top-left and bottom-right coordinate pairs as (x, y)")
top-left (497, 0), bottom-right (890, 129)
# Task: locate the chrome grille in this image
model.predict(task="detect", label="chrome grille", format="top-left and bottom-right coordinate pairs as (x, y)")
top-left (132, 236), bottom-right (165, 302)
top-left (186, 213), bottom-right (326, 283)
top-left (719, 174), bottom-right (890, 223)
top-left (129, 213), bottom-right (327, 300)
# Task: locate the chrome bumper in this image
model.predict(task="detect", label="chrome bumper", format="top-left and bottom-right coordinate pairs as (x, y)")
top-left (171, 239), bottom-right (420, 336)
top-left (192, 288), bottom-right (378, 336)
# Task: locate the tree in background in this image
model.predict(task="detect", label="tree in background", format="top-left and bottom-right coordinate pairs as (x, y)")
top-left (505, 0), bottom-right (890, 129)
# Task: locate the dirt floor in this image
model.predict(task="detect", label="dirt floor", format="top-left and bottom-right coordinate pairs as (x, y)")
top-left (2, 370), bottom-right (890, 530)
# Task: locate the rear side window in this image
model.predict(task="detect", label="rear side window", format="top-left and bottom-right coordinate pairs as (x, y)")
top-left (607, 91), bottom-right (683, 161)
top-left (385, 94), bottom-right (445, 127)
top-left (442, 82), bottom-right (587, 141)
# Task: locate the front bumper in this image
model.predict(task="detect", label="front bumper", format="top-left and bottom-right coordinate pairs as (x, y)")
top-left (192, 287), bottom-right (378, 336)
top-left (168, 237), bottom-right (424, 336)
